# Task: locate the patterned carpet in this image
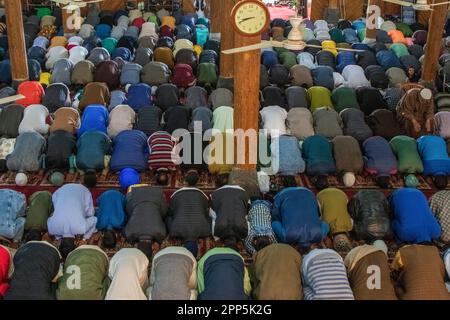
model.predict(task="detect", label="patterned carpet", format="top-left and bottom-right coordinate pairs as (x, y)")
top-left (0, 170), bottom-right (447, 200)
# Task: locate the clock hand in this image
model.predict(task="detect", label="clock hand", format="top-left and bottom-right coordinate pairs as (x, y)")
top-left (238, 17), bottom-right (256, 24)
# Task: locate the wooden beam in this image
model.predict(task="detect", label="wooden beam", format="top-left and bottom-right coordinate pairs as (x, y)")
top-left (5, 0), bottom-right (28, 83)
top-left (219, 0), bottom-right (237, 77)
top-left (421, 0), bottom-right (449, 85)
top-left (233, 32), bottom-right (260, 170)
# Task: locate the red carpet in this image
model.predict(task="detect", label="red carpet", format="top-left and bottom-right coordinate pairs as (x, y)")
top-left (0, 170), bottom-right (447, 201)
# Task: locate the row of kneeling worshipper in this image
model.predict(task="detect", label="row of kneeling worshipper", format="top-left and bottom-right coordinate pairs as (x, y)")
top-left (0, 183), bottom-right (450, 300)
top-left (1, 7), bottom-right (450, 190)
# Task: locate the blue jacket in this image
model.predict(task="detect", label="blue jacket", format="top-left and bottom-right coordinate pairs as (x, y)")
top-left (273, 135), bottom-right (305, 175)
top-left (112, 47), bottom-right (131, 61)
top-left (272, 187), bottom-right (328, 247)
top-left (261, 51), bottom-right (278, 70)
top-left (302, 135), bottom-right (336, 176)
top-left (76, 131), bottom-right (112, 171)
top-left (110, 130), bottom-right (149, 172)
top-left (197, 248), bottom-right (250, 300)
top-left (417, 135), bottom-right (450, 176)
top-left (390, 188), bottom-right (441, 244)
top-left (95, 24), bottom-right (112, 39)
top-left (363, 136), bottom-right (398, 177)
top-left (0, 189), bottom-right (26, 240)
top-left (96, 190), bottom-right (126, 230)
top-left (311, 66), bottom-right (335, 91)
top-left (125, 83), bottom-right (152, 111)
top-left (336, 52), bottom-right (355, 73)
top-left (376, 50), bottom-right (402, 70)
top-left (77, 105), bottom-right (109, 138)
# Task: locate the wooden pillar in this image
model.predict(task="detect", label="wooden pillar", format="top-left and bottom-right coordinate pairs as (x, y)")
top-left (210, 0), bottom-right (222, 34)
top-left (329, 0), bottom-right (339, 8)
top-left (219, 0), bottom-right (236, 77)
top-left (233, 33), bottom-right (260, 170)
top-left (365, 0), bottom-right (382, 43)
top-left (5, 0), bottom-right (28, 83)
top-left (182, 0), bottom-right (196, 14)
top-left (421, 0), bottom-right (449, 85)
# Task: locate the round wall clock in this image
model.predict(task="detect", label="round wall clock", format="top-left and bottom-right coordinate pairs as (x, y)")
top-left (230, 0), bottom-right (270, 37)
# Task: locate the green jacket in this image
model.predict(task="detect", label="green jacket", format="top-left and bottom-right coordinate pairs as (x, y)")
top-left (390, 43), bottom-right (409, 58)
top-left (280, 52), bottom-right (297, 70)
top-left (308, 86), bottom-right (334, 113)
top-left (332, 87), bottom-right (360, 113)
top-left (390, 135), bottom-right (424, 174)
top-left (25, 191), bottom-right (52, 232)
top-left (56, 245), bottom-right (110, 300)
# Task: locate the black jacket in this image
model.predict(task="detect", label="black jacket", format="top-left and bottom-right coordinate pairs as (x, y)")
top-left (0, 104), bottom-right (24, 138)
top-left (4, 241), bottom-right (61, 300)
top-left (367, 109), bottom-right (406, 141)
top-left (136, 106), bottom-right (163, 136)
top-left (164, 106), bottom-right (190, 134)
top-left (211, 186), bottom-right (249, 240)
top-left (155, 83), bottom-right (180, 111)
top-left (42, 83), bottom-right (71, 113)
top-left (124, 186), bottom-right (167, 243)
top-left (167, 188), bottom-right (211, 241)
top-left (45, 130), bottom-right (77, 170)
top-left (356, 87), bottom-right (387, 116)
top-left (348, 190), bottom-right (393, 242)
top-left (365, 65), bottom-right (389, 89)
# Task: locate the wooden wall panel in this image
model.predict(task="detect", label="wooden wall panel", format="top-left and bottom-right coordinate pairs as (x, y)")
top-left (311, 0), bottom-right (364, 21)
top-left (343, 0), bottom-right (364, 21)
top-left (182, 0), bottom-right (196, 13)
top-left (100, 0), bottom-right (126, 11)
top-left (310, 0), bottom-right (327, 21)
top-left (381, 2), bottom-right (401, 16)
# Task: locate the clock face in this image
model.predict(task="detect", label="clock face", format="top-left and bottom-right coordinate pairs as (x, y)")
top-left (231, 0), bottom-right (270, 37)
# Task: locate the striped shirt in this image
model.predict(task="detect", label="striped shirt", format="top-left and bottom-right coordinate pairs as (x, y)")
top-left (148, 131), bottom-right (178, 171)
top-left (302, 249), bottom-right (354, 300)
top-left (0, 23), bottom-right (7, 35)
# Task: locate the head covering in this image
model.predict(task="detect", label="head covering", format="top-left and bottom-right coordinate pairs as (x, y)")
top-left (405, 174), bottom-right (419, 188)
top-left (119, 168), bottom-right (140, 189)
top-left (50, 171), bottom-right (65, 187)
top-left (372, 240), bottom-right (388, 255)
top-left (343, 172), bottom-right (356, 187)
top-left (15, 172), bottom-right (28, 186)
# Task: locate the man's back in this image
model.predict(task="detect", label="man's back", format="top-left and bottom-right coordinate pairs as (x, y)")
top-left (252, 244), bottom-right (303, 300)
top-left (77, 131), bottom-right (111, 171)
top-left (212, 186), bottom-right (249, 240)
top-left (125, 186), bottom-right (167, 243)
top-left (168, 188), bottom-right (211, 241)
top-left (303, 249), bottom-right (354, 300)
top-left (48, 184), bottom-right (94, 238)
top-left (393, 245), bottom-right (450, 300)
